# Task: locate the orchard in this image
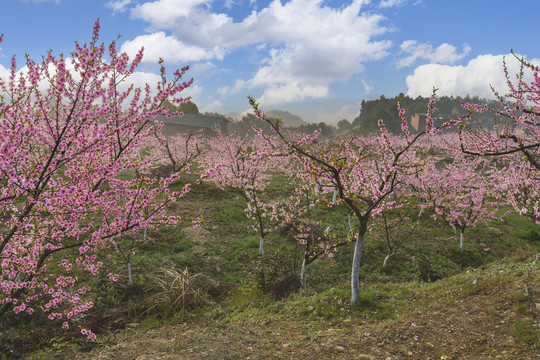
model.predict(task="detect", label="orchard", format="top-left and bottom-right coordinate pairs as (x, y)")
top-left (1, 23), bottom-right (539, 359)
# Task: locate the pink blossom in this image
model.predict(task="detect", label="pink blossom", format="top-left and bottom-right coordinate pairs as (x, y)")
top-left (0, 20), bottom-right (193, 334)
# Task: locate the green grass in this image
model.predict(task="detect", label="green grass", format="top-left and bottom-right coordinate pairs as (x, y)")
top-left (195, 251), bottom-right (537, 336)
top-left (514, 318), bottom-right (539, 346)
top-left (9, 170), bottom-right (540, 359)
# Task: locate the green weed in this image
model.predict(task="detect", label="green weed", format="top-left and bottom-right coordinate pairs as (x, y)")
top-left (513, 318), bottom-right (539, 345)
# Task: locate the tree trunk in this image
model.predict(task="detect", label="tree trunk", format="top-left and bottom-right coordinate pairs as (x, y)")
top-left (418, 200), bottom-right (426, 217)
top-left (259, 236), bottom-right (264, 256)
top-left (128, 262), bottom-right (133, 286)
top-left (0, 287), bottom-right (24, 317)
top-left (300, 258), bottom-right (307, 289)
top-left (383, 252), bottom-right (394, 267)
top-left (460, 229), bottom-right (465, 253)
top-left (351, 231), bottom-right (365, 303)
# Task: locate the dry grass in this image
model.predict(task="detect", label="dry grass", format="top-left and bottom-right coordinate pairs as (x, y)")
top-left (145, 267), bottom-right (214, 314)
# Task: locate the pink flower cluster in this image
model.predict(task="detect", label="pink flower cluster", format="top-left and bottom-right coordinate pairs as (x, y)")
top-left (0, 19), bottom-right (194, 335)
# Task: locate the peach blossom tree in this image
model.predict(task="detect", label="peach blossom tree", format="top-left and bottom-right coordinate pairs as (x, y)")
top-left (0, 21), bottom-right (193, 336)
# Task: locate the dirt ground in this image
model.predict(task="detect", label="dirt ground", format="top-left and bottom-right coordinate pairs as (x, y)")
top-left (75, 279), bottom-right (539, 360)
top-left (70, 197), bottom-right (539, 359)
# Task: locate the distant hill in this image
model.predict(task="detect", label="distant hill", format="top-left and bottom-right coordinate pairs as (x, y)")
top-left (224, 112), bottom-right (242, 122)
top-left (226, 109), bottom-right (309, 135)
top-left (351, 94), bottom-right (500, 134)
top-left (266, 110), bottom-right (308, 128)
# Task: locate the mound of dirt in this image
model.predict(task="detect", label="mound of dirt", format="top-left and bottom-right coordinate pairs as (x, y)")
top-left (181, 226), bottom-right (215, 245)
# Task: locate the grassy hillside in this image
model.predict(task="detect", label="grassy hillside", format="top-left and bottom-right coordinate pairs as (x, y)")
top-left (8, 175), bottom-right (540, 359)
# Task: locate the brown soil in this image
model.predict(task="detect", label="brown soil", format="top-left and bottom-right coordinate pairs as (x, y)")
top-left (74, 278), bottom-right (539, 360)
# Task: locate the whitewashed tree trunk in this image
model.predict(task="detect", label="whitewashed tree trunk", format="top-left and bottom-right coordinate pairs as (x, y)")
top-left (332, 190), bottom-right (338, 205)
top-left (128, 262), bottom-right (133, 286)
top-left (300, 258), bottom-right (307, 289)
top-left (383, 252), bottom-right (394, 267)
top-left (351, 232), bottom-right (365, 303)
top-left (259, 236), bottom-right (264, 256)
top-left (460, 229), bottom-right (465, 253)
top-left (418, 201), bottom-right (426, 217)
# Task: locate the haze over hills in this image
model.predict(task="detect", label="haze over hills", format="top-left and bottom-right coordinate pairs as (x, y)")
top-left (222, 93), bottom-right (503, 134)
top-left (265, 110), bottom-right (308, 128)
top-left (225, 109), bottom-right (308, 128)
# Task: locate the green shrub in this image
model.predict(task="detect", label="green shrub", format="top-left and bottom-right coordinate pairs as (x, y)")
top-left (416, 255), bottom-right (442, 282)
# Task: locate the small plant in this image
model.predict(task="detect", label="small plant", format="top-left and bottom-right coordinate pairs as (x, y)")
top-left (254, 247), bottom-right (298, 295)
top-left (145, 268), bottom-right (214, 315)
top-left (141, 316), bottom-right (163, 330)
top-left (416, 255), bottom-right (442, 282)
top-left (513, 318), bottom-right (539, 345)
top-left (437, 352), bottom-right (457, 360)
top-left (483, 307), bottom-right (501, 322)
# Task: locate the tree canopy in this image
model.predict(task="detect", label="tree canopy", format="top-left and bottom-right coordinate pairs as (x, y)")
top-left (352, 94), bottom-right (499, 134)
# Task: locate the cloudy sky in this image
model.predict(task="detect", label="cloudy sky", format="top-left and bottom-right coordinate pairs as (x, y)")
top-left (1, 0), bottom-right (539, 124)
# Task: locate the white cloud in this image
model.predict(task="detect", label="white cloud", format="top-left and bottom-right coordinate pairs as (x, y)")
top-left (201, 100), bottom-right (223, 113)
top-left (189, 61), bottom-right (216, 77)
top-left (379, 0), bottom-right (407, 8)
top-left (0, 64), bottom-right (9, 80)
top-left (130, 0), bottom-right (211, 29)
top-left (0, 61), bottom-right (197, 109)
top-left (397, 40), bottom-right (471, 69)
top-left (110, 72), bottom-right (201, 107)
top-left (379, 0), bottom-right (423, 7)
top-left (105, 0), bottom-right (132, 15)
top-left (406, 53), bottom-right (540, 99)
top-left (0, 61), bottom-right (80, 95)
top-left (117, 71), bottom-right (160, 93)
top-left (239, 0), bottom-right (390, 105)
top-left (257, 82), bottom-right (329, 106)
top-left (183, 84), bottom-right (203, 100)
top-left (315, 104), bottom-right (358, 126)
top-left (126, 0), bottom-right (392, 105)
top-left (224, 0), bottom-right (239, 9)
top-left (218, 79), bottom-right (247, 97)
top-left (361, 78), bottom-right (373, 94)
top-left (121, 32), bottom-right (225, 63)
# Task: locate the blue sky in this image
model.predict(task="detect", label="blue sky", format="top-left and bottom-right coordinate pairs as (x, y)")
top-left (1, 0), bottom-right (539, 124)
